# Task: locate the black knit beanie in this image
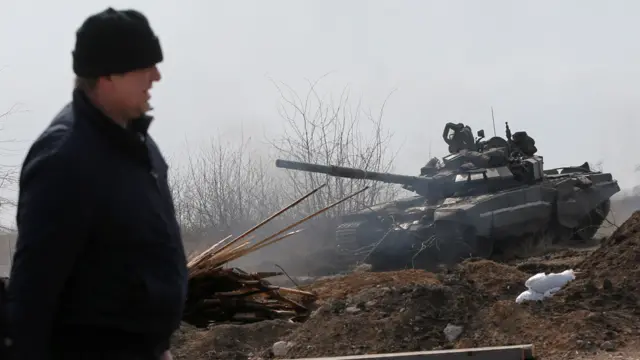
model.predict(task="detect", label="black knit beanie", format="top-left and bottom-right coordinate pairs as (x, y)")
top-left (72, 8), bottom-right (163, 77)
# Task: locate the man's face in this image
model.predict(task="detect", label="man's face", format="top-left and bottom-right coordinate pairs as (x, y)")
top-left (103, 65), bottom-right (162, 120)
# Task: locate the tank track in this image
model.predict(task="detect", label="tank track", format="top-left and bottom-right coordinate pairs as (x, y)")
top-left (332, 200), bottom-right (613, 273)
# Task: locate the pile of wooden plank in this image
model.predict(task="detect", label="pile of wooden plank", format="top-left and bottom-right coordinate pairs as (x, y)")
top-left (182, 183), bottom-right (368, 327)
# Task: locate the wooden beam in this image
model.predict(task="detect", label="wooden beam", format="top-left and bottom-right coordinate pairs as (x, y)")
top-left (281, 344), bottom-right (535, 360)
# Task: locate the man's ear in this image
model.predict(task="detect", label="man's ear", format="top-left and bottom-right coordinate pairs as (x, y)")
top-left (96, 75), bottom-right (117, 90)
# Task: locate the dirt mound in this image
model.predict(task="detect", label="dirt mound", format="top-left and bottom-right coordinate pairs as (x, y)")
top-left (172, 214), bottom-right (640, 359)
top-left (281, 261), bottom-right (529, 358)
top-left (461, 213), bottom-right (640, 358)
top-left (283, 271), bottom-right (486, 358)
top-left (577, 210), bottom-right (640, 283)
top-left (302, 269), bottom-right (440, 302)
top-left (537, 211), bottom-right (640, 318)
top-left (278, 252), bottom-right (640, 359)
top-left (454, 259), bottom-right (528, 298)
top-left (515, 248), bottom-right (593, 275)
top-left (172, 320), bottom-right (299, 360)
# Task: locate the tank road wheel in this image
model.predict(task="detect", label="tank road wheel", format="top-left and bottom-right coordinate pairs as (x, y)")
top-left (365, 229), bottom-right (422, 272)
top-left (571, 200), bottom-right (611, 242)
top-left (369, 225), bottom-right (440, 272)
top-left (334, 220), bottom-right (389, 271)
top-left (415, 221), bottom-right (493, 270)
top-left (493, 229), bottom-right (554, 261)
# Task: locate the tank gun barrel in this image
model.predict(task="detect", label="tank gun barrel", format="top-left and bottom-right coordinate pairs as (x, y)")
top-left (275, 159), bottom-right (427, 187)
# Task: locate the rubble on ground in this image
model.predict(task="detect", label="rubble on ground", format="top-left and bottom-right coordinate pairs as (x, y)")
top-left (171, 320), bottom-right (300, 360)
top-left (173, 211), bottom-right (640, 360)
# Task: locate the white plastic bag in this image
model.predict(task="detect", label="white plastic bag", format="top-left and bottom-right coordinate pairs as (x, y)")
top-left (515, 289), bottom-right (545, 303)
top-left (515, 269), bottom-right (576, 303)
top-left (525, 269), bottom-right (575, 294)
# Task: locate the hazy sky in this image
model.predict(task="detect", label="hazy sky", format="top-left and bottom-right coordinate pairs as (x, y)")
top-left (0, 0), bottom-right (638, 228)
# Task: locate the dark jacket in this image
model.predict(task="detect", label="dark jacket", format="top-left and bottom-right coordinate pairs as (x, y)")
top-left (6, 89), bottom-right (188, 359)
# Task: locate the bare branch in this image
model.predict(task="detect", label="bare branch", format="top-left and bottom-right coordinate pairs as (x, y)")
top-left (265, 76), bottom-right (400, 218)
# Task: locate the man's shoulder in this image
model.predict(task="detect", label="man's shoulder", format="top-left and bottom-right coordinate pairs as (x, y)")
top-left (22, 104), bottom-right (89, 177)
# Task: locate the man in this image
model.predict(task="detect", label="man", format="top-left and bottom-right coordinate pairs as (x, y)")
top-left (6, 8), bottom-right (188, 359)
top-left (442, 122), bottom-right (475, 153)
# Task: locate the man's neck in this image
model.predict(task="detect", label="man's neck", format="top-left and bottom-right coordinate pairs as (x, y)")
top-left (85, 90), bottom-right (129, 128)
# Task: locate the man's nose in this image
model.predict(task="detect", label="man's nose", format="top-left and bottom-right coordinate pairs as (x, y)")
top-left (151, 65), bottom-right (161, 82)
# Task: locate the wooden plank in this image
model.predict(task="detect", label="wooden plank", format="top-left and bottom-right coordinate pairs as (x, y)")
top-left (281, 344), bottom-right (535, 360)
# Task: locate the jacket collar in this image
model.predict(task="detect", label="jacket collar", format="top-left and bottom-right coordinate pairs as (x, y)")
top-left (72, 88), bottom-right (154, 165)
top-left (72, 88), bottom-right (154, 135)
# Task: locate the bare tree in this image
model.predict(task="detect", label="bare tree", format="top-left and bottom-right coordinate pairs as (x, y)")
top-left (266, 75), bottom-right (401, 218)
top-left (0, 105), bottom-right (24, 230)
top-left (0, 69), bottom-right (22, 219)
top-left (167, 133), bottom-right (291, 254)
top-left (591, 160), bottom-right (604, 172)
top-left (0, 103), bottom-right (26, 272)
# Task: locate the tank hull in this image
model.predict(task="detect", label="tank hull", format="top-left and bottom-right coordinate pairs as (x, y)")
top-left (331, 168), bottom-right (620, 272)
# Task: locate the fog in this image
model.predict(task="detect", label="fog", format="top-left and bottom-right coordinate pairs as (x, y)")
top-left (1, 0), bottom-right (639, 275)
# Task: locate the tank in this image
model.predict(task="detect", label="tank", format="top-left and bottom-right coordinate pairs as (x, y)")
top-left (275, 122), bottom-right (620, 272)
